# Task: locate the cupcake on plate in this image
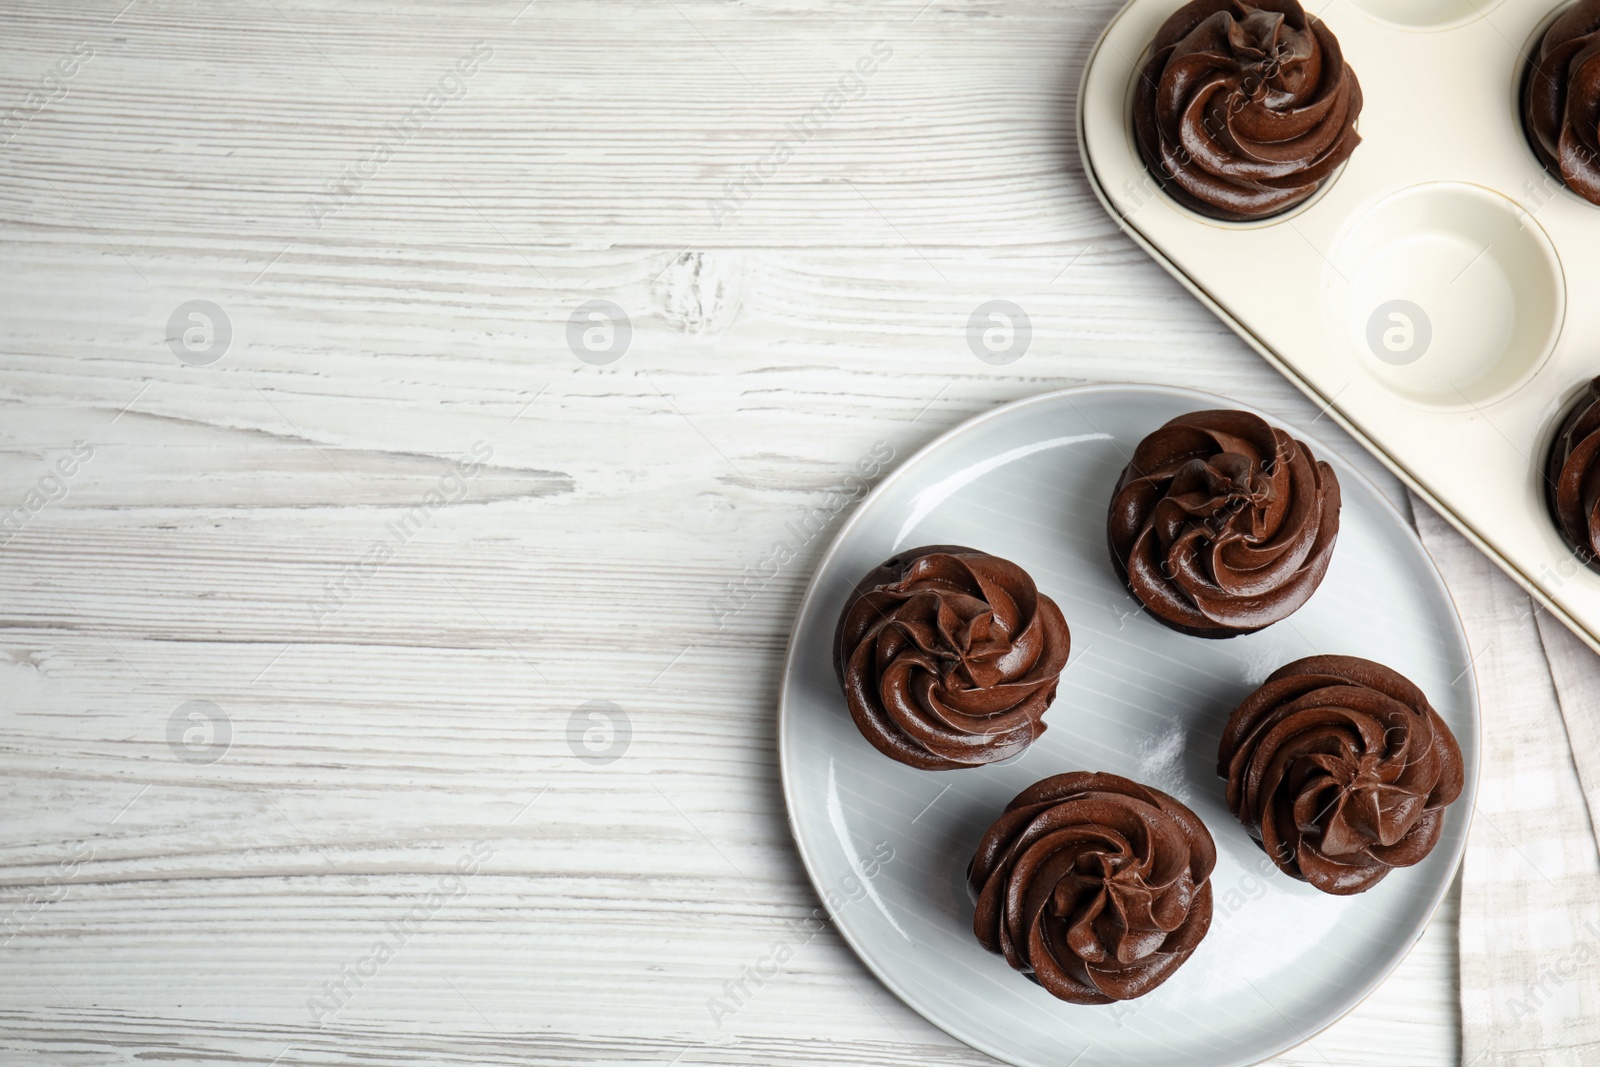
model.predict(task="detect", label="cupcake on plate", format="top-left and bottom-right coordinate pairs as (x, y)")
top-left (1108, 409), bottom-right (1341, 638)
top-left (834, 545), bottom-right (1070, 770)
top-left (1218, 655), bottom-right (1465, 894)
top-left (968, 772), bottom-right (1216, 1002)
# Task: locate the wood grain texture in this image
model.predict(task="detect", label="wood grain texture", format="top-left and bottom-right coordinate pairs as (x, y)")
top-left (0, 1), bottom-right (1458, 1064)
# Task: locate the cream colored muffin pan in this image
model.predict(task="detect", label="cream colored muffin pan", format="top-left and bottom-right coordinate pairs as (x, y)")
top-left (1077, 0), bottom-right (1600, 654)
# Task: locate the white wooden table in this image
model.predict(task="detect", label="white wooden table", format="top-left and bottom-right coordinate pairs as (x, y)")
top-left (0, 2), bottom-right (1463, 1064)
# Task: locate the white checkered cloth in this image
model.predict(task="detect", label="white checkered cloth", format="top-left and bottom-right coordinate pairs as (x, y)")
top-left (1412, 496), bottom-right (1600, 1066)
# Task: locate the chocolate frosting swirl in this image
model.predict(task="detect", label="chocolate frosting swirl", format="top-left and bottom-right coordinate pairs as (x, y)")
top-left (969, 772), bottom-right (1216, 1003)
top-left (834, 545), bottom-right (1070, 770)
top-left (1108, 409), bottom-right (1341, 639)
top-left (1547, 376), bottom-right (1600, 567)
top-left (1524, 0), bottom-right (1600, 207)
top-left (1218, 656), bottom-right (1465, 895)
top-left (1133, 0), bottom-right (1364, 221)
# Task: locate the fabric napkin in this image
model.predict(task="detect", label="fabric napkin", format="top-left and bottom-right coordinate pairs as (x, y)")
top-left (1411, 496), bottom-right (1600, 1066)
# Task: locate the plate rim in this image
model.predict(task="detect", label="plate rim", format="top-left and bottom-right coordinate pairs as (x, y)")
top-left (775, 382), bottom-right (1482, 1067)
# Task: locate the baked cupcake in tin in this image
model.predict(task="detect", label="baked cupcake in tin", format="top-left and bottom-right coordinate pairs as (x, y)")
top-left (1524, 0), bottom-right (1600, 207)
top-left (1546, 376), bottom-right (1600, 569)
top-left (1134, 0), bottom-right (1364, 222)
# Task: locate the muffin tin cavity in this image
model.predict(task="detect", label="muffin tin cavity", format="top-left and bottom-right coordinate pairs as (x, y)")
top-left (1327, 183), bottom-right (1564, 408)
top-left (1349, 0), bottom-right (1507, 31)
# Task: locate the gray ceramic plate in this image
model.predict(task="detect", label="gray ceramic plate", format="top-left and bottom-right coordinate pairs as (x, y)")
top-left (776, 384), bottom-right (1479, 1067)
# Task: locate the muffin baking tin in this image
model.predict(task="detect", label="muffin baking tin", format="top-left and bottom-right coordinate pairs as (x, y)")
top-left (1078, 0), bottom-right (1600, 654)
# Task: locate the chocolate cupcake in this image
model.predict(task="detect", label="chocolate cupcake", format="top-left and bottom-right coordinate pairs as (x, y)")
top-left (1134, 0), bottom-right (1364, 222)
top-left (1524, 0), bottom-right (1600, 207)
top-left (1547, 376), bottom-right (1600, 568)
top-left (834, 545), bottom-right (1070, 770)
top-left (969, 772), bottom-right (1216, 1003)
top-left (1218, 656), bottom-right (1465, 895)
top-left (1108, 409), bottom-right (1341, 639)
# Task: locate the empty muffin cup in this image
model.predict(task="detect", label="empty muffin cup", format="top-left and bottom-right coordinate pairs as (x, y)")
top-left (1326, 182), bottom-right (1565, 408)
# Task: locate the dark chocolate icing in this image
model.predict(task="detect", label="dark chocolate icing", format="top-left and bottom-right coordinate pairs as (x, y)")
top-left (1134, 0), bottom-right (1364, 221)
top-left (1547, 376), bottom-right (1600, 567)
top-left (1108, 409), bottom-right (1341, 639)
top-left (1218, 655), bottom-right (1465, 895)
top-left (1524, 0), bottom-right (1600, 206)
top-left (968, 772), bottom-right (1216, 1003)
top-left (834, 545), bottom-right (1070, 770)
